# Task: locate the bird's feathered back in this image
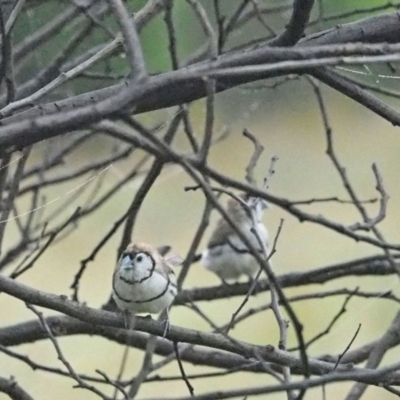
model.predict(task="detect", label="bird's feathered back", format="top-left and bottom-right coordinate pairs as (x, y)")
top-left (201, 193), bottom-right (269, 281)
top-left (207, 194), bottom-right (252, 248)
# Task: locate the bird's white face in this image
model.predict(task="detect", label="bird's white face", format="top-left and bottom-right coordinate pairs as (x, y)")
top-left (248, 197), bottom-right (269, 221)
top-left (119, 251), bottom-right (155, 282)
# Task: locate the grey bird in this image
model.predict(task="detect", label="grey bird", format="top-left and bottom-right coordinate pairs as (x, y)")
top-left (201, 193), bottom-right (269, 282)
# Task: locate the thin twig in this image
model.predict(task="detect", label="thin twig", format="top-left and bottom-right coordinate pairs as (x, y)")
top-left (128, 330), bottom-right (158, 397)
top-left (334, 324), bottom-right (362, 370)
top-left (290, 288), bottom-right (359, 351)
top-left (186, 0), bottom-right (218, 58)
top-left (108, 0), bottom-right (147, 82)
top-left (243, 128), bottom-right (264, 186)
top-left (173, 341), bottom-right (195, 397)
top-left (26, 303), bottom-right (111, 400)
top-left (0, 148), bottom-right (30, 256)
top-left (198, 78), bottom-right (215, 164)
top-left (225, 219), bottom-right (284, 334)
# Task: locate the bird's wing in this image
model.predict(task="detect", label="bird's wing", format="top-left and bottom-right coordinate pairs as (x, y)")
top-left (161, 253), bottom-right (183, 276)
top-left (207, 218), bottom-right (234, 249)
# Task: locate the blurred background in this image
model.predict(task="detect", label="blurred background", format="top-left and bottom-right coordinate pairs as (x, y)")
top-left (1, 0), bottom-right (400, 399)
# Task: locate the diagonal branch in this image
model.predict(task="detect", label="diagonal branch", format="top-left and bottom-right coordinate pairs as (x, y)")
top-left (269, 0), bottom-right (315, 46)
top-left (345, 311), bottom-right (400, 400)
top-left (0, 376), bottom-right (34, 400)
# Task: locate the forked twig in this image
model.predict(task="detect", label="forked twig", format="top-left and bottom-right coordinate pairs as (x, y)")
top-left (26, 303), bottom-right (112, 400)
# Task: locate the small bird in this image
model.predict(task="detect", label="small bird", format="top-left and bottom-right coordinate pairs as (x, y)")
top-left (201, 193), bottom-right (269, 282)
top-left (112, 242), bottom-right (182, 332)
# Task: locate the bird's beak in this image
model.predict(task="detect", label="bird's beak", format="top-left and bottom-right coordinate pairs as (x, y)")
top-left (121, 255), bottom-right (133, 270)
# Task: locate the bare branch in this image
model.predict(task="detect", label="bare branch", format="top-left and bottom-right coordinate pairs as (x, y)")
top-left (108, 0), bottom-right (147, 82)
top-left (334, 324), bottom-right (362, 371)
top-left (186, 0), bottom-right (218, 58)
top-left (0, 376), bottom-right (34, 400)
top-left (26, 303), bottom-right (111, 400)
top-left (346, 311), bottom-right (400, 400)
top-left (128, 334), bottom-right (158, 398)
top-left (0, 274), bottom-right (375, 378)
top-left (173, 341), bottom-right (195, 397)
top-left (0, 148), bottom-right (30, 255)
top-left (269, 0), bottom-right (315, 46)
top-left (225, 219), bottom-right (283, 334)
top-left (243, 128), bottom-right (264, 186)
top-left (1, 5), bottom-right (400, 399)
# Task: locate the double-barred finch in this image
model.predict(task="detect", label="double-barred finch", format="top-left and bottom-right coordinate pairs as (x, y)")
top-left (201, 193), bottom-right (269, 282)
top-left (112, 243), bottom-right (182, 330)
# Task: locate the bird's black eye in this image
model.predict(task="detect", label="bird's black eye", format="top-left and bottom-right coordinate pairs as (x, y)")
top-left (136, 254), bottom-right (143, 262)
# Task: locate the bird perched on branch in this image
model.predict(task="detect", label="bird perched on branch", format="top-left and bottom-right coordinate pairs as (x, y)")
top-left (201, 193), bottom-right (269, 283)
top-left (112, 242), bottom-right (182, 332)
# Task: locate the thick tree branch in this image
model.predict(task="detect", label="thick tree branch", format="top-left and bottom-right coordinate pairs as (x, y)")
top-left (0, 377), bottom-right (34, 400)
top-left (0, 13), bottom-right (399, 153)
top-left (0, 273), bottom-right (385, 378)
